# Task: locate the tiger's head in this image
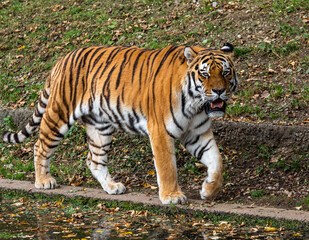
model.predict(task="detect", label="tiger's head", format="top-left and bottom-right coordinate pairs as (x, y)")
top-left (183, 43), bottom-right (239, 118)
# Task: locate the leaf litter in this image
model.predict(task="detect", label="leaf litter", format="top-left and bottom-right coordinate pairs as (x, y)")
top-left (0, 195), bottom-right (307, 239)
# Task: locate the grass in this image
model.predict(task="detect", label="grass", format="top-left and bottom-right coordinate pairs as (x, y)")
top-left (1, 188), bottom-right (308, 234)
top-left (0, 0), bottom-right (308, 123)
top-left (250, 190), bottom-right (266, 199)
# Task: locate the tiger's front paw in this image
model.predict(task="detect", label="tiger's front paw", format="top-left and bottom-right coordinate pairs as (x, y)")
top-left (104, 182), bottom-right (126, 195)
top-left (200, 178), bottom-right (222, 200)
top-left (35, 176), bottom-right (58, 189)
top-left (159, 191), bottom-right (187, 205)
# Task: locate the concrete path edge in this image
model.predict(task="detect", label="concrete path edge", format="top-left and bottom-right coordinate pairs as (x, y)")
top-left (0, 179), bottom-right (308, 223)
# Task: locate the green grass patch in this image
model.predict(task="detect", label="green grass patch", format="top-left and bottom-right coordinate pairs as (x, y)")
top-left (250, 190), bottom-right (266, 199)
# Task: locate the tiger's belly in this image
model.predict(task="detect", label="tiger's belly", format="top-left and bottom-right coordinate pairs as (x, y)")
top-left (95, 100), bottom-right (149, 136)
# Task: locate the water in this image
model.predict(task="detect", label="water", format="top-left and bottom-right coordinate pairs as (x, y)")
top-left (0, 197), bottom-right (306, 239)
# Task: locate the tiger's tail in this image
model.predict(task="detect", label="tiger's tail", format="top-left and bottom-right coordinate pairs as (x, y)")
top-left (2, 77), bottom-right (51, 144)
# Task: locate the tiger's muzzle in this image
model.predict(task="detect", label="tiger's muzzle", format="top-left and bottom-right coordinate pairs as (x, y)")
top-left (204, 88), bottom-right (228, 118)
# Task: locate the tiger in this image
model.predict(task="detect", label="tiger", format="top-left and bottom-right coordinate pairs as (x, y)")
top-left (2, 43), bottom-right (238, 204)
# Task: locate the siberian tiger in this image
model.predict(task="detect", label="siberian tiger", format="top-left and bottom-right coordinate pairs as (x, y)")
top-left (2, 43), bottom-right (238, 204)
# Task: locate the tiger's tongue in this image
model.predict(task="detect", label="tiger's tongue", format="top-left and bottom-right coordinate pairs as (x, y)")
top-left (211, 101), bottom-right (224, 109)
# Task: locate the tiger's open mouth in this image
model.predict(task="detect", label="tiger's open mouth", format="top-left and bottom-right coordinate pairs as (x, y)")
top-left (204, 98), bottom-right (226, 117)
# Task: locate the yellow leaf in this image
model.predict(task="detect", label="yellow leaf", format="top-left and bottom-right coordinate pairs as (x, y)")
top-left (18, 45), bottom-right (25, 50)
top-left (56, 198), bottom-right (64, 206)
top-left (63, 234), bottom-right (77, 238)
top-left (141, 183), bottom-right (151, 188)
top-left (95, 230), bottom-right (104, 233)
top-left (41, 203), bottom-right (49, 208)
top-left (147, 170), bottom-right (155, 175)
top-left (264, 227), bottom-right (277, 232)
top-left (119, 232), bottom-right (133, 235)
top-left (294, 233), bottom-right (302, 237)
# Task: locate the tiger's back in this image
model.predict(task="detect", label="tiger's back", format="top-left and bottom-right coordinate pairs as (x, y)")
top-left (2, 44), bottom-right (238, 204)
top-left (44, 46), bottom-right (189, 135)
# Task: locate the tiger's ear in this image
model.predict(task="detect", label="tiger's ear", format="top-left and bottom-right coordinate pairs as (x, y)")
top-left (184, 47), bottom-right (197, 65)
top-left (220, 43), bottom-right (234, 57)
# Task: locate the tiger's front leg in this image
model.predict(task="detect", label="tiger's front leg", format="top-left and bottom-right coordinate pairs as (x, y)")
top-left (183, 129), bottom-right (223, 200)
top-left (149, 127), bottom-right (187, 204)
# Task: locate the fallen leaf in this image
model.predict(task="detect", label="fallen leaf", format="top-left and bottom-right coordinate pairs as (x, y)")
top-left (63, 234), bottom-right (77, 238)
top-left (270, 157), bottom-right (279, 163)
top-left (147, 170), bottom-right (155, 175)
top-left (141, 183), bottom-right (151, 188)
top-left (261, 90), bottom-right (270, 99)
top-left (119, 232), bottom-right (133, 235)
top-left (294, 233), bottom-right (303, 237)
top-left (264, 227), bottom-right (277, 232)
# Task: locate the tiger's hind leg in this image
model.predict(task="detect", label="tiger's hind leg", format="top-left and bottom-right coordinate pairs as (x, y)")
top-left (83, 117), bottom-right (126, 195)
top-left (34, 110), bottom-right (70, 189)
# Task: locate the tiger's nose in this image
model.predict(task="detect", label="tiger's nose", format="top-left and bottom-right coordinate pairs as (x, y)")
top-left (212, 88), bottom-right (225, 96)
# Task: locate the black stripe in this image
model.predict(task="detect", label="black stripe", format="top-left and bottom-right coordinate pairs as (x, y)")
top-left (116, 96), bottom-right (124, 120)
top-left (13, 133), bottom-right (20, 143)
top-left (131, 50), bottom-right (145, 83)
top-left (91, 159), bottom-right (107, 167)
top-left (91, 49), bottom-right (108, 72)
top-left (38, 99), bottom-right (46, 109)
top-left (127, 113), bottom-right (138, 133)
top-left (29, 118), bottom-right (40, 127)
top-left (42, 116), bottom-right (64, 139)
top-left (43, 89), bottom-right (49, 99)
top-left (102, 64), bottom-right (117, 96)
top-left (152, 46), bottom-right (177, 80)
top-left (34, 108), bottom-right (42, 118)
top-left (196, 138), bottom-right (213, 159)
top-left (21, 128), bottom-right (30, 138)
top-left (195, 117), bottom-right (210, 129)
top-left (132, 108), bottom-right (140, 123)
top-left (91, 151), bottom-right (107, 157)
top-left (185, 135), bottom-right (200, 147)
top-left (61, 52), bottom-right (75, 118)
top-left (169, 84), bottom-right (183, 131)
top-left (187, 73), bottom-right (194, 97)
top-left (97, 125), bottom-right (112, 132)
top-left (99, 46), bottom-right (124, 79)
top-left (180, 91), bottom-right (189, 119)
top-left (88, 47), bottom-right (106, 70)
top-left (163, 120), bottom-right (176, 139)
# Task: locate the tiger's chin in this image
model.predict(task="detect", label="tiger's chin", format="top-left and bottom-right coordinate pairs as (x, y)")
top-left (205, 99), bottom-right (226, 118)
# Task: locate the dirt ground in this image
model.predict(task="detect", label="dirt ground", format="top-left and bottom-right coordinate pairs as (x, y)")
top-left (0, 109), bottom-right (308, 212)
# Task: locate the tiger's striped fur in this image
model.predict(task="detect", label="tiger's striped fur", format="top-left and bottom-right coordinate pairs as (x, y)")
top-left (2, 44), bottom-right (238, 204)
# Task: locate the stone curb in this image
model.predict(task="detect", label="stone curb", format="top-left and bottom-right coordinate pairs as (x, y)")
top-left (0, 179), bottom-right (308, 223)
top-left (0, 109), bottom-right (308, 151)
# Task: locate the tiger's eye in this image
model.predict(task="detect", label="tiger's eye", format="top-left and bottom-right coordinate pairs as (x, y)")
top-left (223, 69), bottom-right (230, 77)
